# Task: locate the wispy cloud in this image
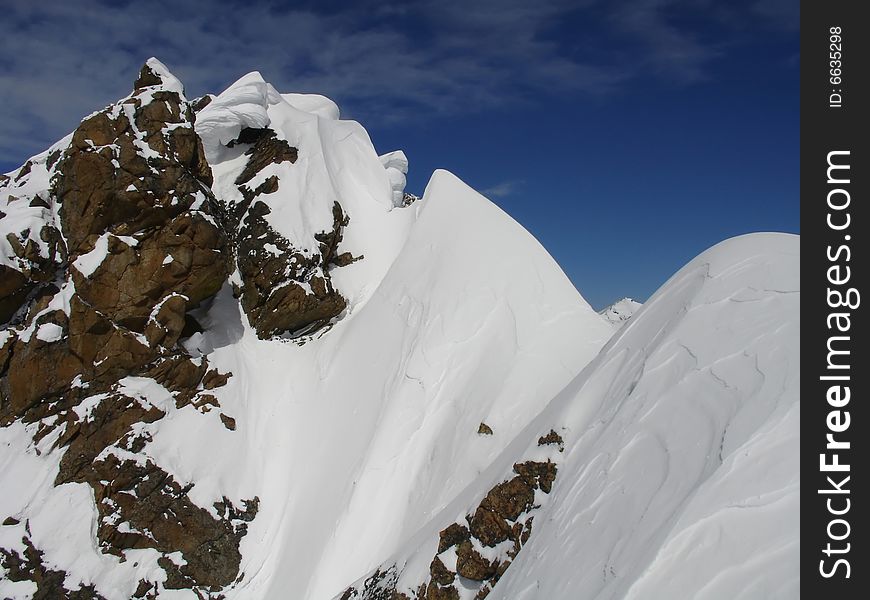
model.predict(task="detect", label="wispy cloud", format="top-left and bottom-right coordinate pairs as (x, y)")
top-left (481, 180), bottom-right (523, 198)
top-left (0, 0), bottom-right (795, 168)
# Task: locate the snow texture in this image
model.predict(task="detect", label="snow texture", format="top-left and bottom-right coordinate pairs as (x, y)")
top-left (349, 233), bottom-right (799, 600)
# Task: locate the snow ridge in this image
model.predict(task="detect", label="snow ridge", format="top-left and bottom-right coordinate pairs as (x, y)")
top-left (0, 57), bottom-right (798, 600)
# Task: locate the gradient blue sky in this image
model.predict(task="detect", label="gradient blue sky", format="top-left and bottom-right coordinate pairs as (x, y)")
top-left (0, 0), bottom-right (798, 309)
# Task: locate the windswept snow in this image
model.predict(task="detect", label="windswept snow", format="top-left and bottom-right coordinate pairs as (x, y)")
top-left (144, 168), bottom-right (613, 600)
top-left (351, 233), bottom-right (799, 600)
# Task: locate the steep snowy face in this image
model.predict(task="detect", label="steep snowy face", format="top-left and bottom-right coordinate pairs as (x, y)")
top-left (194, 72), bottom-right (417, 338)
top-left (598, 297), bottom-right (642, 327)
top-left (0, 60), bottom-right (613, 600)
top-left (171, 170), bottom-right (613, 600)
top-left (341, 233), bottom-right (799, 600)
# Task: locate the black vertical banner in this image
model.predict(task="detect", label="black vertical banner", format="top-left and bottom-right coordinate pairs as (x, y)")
top-left (803, 1), bottom-right (868, 597)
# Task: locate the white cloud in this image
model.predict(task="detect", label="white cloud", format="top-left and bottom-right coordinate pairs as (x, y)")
top-left (481, 180), bottom-right (523, 198)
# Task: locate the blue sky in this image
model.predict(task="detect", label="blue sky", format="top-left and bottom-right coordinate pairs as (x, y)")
top-left (0, 0), bottom-right (798, 309)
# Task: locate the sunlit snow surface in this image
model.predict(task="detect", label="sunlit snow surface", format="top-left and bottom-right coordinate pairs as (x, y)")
top-left (170, 169), bottom-right (614, 599)
top-left (354, 232), bottom-right (799, 600)
top-left (1, 63), bottom-right (798, 599)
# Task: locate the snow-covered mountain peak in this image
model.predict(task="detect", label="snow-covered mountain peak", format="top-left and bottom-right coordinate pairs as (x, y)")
top-left (137, 57), bottom-right (186, 96)
top-left (598, 297), bottom-right (642, 327)
top-left (0, 58), bottom-right (798, 600)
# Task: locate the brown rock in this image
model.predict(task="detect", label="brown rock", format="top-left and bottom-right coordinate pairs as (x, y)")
top-left (0, 536), bottom-right (107, 599)
top-left (474, 585), bottom-right (492, 600)
top-left (233, 128), bottom-right (297, 185)
top-left (132, 579), bottom-right (155, 599)
top-left (67, 295), bottom-right (154, 381)
top-left (144, 294), bottom-right (187, 348)
top-left (480, 476), bottom-right (536, 522)
top-left (426, 584), bottom-right (459, 600)
top-left (429, 556), bottom-right (454, 586)
top-left (220, 413), bottom-right (236, 431)
top-left (469, 506), bottom-right (514, 547)
top-left (190, 95), bottom-right (213, 113)
top-left (134, 63), bottom-right (163, 90)
top-left (202, 368), bottom-right (231, 390)
top-left (0, 265), bottom-right (30, 323)
top-left (438, 523), bottom-right (470, 553)
top-left (144, 354), bottom-right (208, 396)
top-left (56, 392), bottom-right (165, 485)
top-left (72, 212), bottom-right (229, 332)
top-left (1, 313), bottom-right (84, 424)
top-left (89, 454), bottom-right (252, 589)
top-left (14, 160), bottom-right (33, 182)
top-left (537, 429), bottom-right (564, 449)
top-left (513, 460), bottom-right (557, 494)
top-left (455, 541), bottom-right (496, 581)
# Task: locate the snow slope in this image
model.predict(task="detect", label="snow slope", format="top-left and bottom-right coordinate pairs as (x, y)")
top-left (495, 233), bottom-right (799, 599)
top-left (196, 71), bottom-right (415, 310)
top-left (342, 233), bottom-right (799, 600)
top-left (0, 64), bottom-right (613, 598)
top-left (169, 168), bottom-right (613, 599)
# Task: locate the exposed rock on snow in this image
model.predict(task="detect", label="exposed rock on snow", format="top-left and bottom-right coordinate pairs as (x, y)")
top-left (598, 297), bottom-right (642, 327)
top-left (1, 56), bottom-right (797, 600)
top-left (1, 59), bottom-right (242, 596)
top-left (339, 450), bottom-right (561, 600)
top-left (341, 233), bottom-right (799, 600)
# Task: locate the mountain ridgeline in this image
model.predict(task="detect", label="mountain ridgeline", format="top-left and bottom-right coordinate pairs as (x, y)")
top-left (0, 60), bottom-right (798, 600)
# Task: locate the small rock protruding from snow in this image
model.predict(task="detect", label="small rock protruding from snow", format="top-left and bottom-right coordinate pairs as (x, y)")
top-left (599, 297), bottom-right (642, 327)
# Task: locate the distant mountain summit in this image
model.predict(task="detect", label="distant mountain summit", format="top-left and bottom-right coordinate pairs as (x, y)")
top-left (598, 297), bottom-right (643, 326)
top-left (1, 59), bottom-right (798, 600)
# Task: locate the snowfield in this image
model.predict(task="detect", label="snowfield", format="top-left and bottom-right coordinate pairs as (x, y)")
top-left (0, 63), bottom-right (798, 600)
top-left (337, 233), bottom-right (799, 600)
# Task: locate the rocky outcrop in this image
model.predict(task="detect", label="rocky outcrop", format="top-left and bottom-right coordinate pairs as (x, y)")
top-left (339, 447), bottom-right (561, 600)
top-left (0, 534), bottom-right (108, 600)
top-left (0, 60), bottom-right (246, 596)
top-left (1, 58), bottom-right (231, 419)
top-left (0, 157), bottom-right (67, 324)
top-left (219, 127), bottom-right (361, 339)
top-left (1, 57), bottom-right (369, 597)
top-left (537, 429), bottom-right (564, 450)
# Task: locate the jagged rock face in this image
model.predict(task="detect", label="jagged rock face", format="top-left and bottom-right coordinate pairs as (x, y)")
top-left (235, 198), bottom-right (354, 338)
top-left (1, 536), bottom-right (108, 600)
top-left (0, 150), bottom-right (67, 323)
top-left (1, 60), bottom-right (232, 416)
top-left (340, 453), bottom-right (560, 600)
top-left (1, 57), bottom-right (424, 599)
top-left (0, 60), bottom-right (248, 596)
top-left (58, 63), bottom-right (229, 333)
top-left (218, 127), bottom-right (360, 338)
